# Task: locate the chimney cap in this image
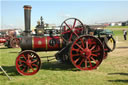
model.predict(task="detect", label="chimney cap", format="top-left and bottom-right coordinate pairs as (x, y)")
top-left (23, 5), bottom-right (32, 9)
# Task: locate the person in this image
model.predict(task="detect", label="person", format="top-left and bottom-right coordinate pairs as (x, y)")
top-left (123, 29), bottom-right (127, 40)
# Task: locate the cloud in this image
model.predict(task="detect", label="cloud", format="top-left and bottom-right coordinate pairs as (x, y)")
top-left (62, 14), bottom-right (71, 18)
top-left (1, 24), bottom-right (23, 30)
top-left (59, 12), bottom-right (72, 19)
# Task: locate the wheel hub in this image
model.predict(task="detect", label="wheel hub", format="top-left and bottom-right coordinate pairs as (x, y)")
top-left (81, 49), bottom-right (91, 58)
top-left (84, 49), bottom-right (91, 57)
top-left (72, 28), bottom-right (75, 32)
top-left (26, 60), bottom-right (32, 66)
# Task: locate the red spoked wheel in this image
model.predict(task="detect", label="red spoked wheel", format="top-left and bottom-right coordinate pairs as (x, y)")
top-left (70, 35), bottom-right (104, 70)
top-left (60, 18), bottom-right (86, 43)
top-left (10, 38), bottom-right (20, 48)
top-left (16, 50), bottom-right (41, 75)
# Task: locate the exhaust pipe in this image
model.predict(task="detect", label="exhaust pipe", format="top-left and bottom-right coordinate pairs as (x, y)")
top-left (23, 5), bottom-right (32, 35)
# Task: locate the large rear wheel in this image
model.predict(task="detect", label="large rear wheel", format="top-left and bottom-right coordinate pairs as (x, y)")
top-left (70, 35), bottom-right (104, 70)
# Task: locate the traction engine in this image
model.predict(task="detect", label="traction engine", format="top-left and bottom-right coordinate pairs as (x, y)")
top-left (0, 31), bottom-right (20, 48)
top-left (16, 5), bottom-right (116, 75)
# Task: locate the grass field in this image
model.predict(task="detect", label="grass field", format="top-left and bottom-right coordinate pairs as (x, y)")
top-left (106, 26), bottom-right (128, 29)
top-left (105, 26), bottom-right (128, 41)
top-left (0, 27), bottom-right (128, 85)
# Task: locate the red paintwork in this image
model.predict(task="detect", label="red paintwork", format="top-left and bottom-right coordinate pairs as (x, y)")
top-left (16, 50), bottom-right (41, 75)
top-left (0, 38), bottom-right (6, 43)
top-left (70, 35), bottom-right (104, 70)
top-left (32, 36), bottom-right (63, 51)
top-left (61, 18), bottom-right (84, 43)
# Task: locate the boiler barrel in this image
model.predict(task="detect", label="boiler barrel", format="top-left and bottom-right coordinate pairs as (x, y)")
top-left (20, 36), bottom-right (64, 51)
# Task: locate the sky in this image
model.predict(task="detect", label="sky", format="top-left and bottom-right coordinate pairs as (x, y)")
top-left (0, 0), bottom-right (128, 29)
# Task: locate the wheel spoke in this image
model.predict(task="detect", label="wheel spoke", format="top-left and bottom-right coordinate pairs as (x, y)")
top-left (73, 31), bottom-right (79, 37)
top-left (64, 21), bottom-right (72, 29)
top-left (75, 43), bottom-right (84, 51)
top-left (80, 38), bottom-right (85, 48)
top-left (88, 58), bottom-right (92, 68)
top-left (92, 49), bottom-right (100, 53)
top-left (32, 64), bottom-right (38, 68)
top-left (61, 37), bottom-right (68, 43)
top-left (21, 54), bottom-right (27, 60)
top-left (72, 54), bottom-right (80, 57)
top-left (69, 33), bottom-right (73, 41)
top-left (27, 54), bottom-right (31, 60)
top-left (72, 48), bottom-right (80, 52)
top-left (91, 54), bottom-right (98, 57)
top-left (61, 30), bottom-right (71, 34)
top-left (91, 57), bottom-right (97, 64)
top-left (19, 59), bottom-right (26, 64)
top-left (31, 60), bottom-right (38, 63)
top-left (90, 45), bottom-right (96, 51)
top-left (18, 64), bottom-right (23, 67)
top-left (30, 65), bottom-right (35, 72)
top-left (79, 59), bottom-right (84, 66)
top-left (85, 40), bottom-right (88, 48)
top-left (73, 19), bottom-right (76, 28)
top-left (85, 59), bottom-right (87, 68)
top-left (74, 57), bottom-right (80, 63)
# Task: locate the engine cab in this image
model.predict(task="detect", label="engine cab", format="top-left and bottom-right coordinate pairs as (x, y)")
top-left (34, 16), bottom-right (45, 36)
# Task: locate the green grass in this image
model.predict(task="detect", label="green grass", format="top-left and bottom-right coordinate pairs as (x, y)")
top-left (0, 46), bottom-right (128, 85)
top-left (113, 30), bottom-right (123, 37)
top-left (106, 26), bottom-right (128, 29)
top-left (105, 26), bottom-right (128, 41)
top-left (0, 27), bottom-right (128, 85)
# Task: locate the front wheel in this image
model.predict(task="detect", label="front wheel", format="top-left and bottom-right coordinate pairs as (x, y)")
top-left (16, 50), bottom-right (41, 75)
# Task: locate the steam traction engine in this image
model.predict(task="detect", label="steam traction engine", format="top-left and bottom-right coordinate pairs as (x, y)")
top-left (0, 31), bottom-right (20, 48)
top-left (16, 5), bottom-right (116, 75)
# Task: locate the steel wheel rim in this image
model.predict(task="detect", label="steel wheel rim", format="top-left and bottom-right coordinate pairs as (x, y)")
top-left (16, 50), bottom-right (41, 75)
top-left (60, 18), bottom-right (85, 43)
top-left (70, 35), bottom-right (104, 70)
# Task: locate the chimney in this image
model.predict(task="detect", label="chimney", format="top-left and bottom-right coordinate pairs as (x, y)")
top-left (23, 5), bottom-right (32, 35)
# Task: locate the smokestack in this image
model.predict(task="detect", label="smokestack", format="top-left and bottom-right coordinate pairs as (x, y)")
top-left (23, 5), bottom-right (32, 35)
